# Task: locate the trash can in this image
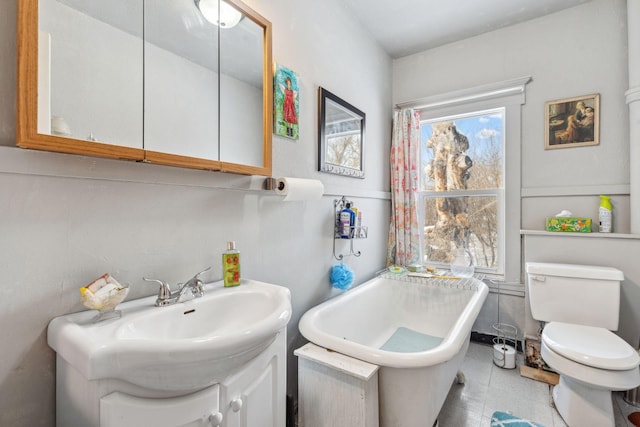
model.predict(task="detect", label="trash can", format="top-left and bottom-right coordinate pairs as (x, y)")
top-left (626, 386), bottom-right (640, 407)
top-left (625, 346), bottom-right (640, 407)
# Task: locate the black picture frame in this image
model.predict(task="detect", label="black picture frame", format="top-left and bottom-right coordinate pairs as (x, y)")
top-left (318, 87), bottom-right (365, 178)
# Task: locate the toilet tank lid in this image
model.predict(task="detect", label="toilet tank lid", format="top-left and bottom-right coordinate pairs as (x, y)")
top-left (526, 262), bottom-right (624, 281)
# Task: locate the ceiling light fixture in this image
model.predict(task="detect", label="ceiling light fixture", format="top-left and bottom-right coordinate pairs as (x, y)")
top-left (195, 0), bottom-right (242, 29)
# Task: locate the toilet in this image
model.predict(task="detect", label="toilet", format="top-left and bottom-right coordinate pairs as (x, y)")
top-left (526, 262), bottom-right (640, 427)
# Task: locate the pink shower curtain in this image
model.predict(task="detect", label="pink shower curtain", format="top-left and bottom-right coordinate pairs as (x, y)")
top-left (387, 109), bottom-right (421, 266)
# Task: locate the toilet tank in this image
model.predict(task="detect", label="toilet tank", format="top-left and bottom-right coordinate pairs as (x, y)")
top-left (526, 262), bottom-right (624, 330)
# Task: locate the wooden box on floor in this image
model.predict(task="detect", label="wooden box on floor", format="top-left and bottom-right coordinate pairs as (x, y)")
top-left (525, 336), bottom-right (545, 369)
top-left (295, 343), bottom-right (379, 427)
top-left (521, 336), bottom-right (559, 385)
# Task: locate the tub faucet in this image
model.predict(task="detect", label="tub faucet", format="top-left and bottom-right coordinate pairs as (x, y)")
top-left (143, 267), bottom-right (210, 307)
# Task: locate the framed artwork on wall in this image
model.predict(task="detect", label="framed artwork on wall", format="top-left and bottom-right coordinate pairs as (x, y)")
top-left (544, 93), bottom-right (599, 149)
top-left (318, 87), bottom-right (365, 178)
top-left (274, 64), bottom-right (299, 140)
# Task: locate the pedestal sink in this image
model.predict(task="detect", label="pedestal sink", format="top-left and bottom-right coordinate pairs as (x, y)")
top-left (48, 279), bottom-right (292, 393)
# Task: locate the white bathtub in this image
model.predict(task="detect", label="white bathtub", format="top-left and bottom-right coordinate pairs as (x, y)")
top-left (298, 273), bottom-right (488, 427)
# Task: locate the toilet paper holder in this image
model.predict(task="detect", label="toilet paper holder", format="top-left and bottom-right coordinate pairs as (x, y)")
top-left (493, 322), bottom-right (518, 369)
top-left (263, 177), bottom-right (280, 191)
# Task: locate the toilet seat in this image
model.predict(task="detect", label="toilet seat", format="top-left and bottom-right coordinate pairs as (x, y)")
top-left (542, 322), bottom-right (640, 370)
top-left (541, 338), bottom-right (640, 427)
top-left (541, 337), bottom-right (640, 392)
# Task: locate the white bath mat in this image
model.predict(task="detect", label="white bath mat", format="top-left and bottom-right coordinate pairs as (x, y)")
top-left (380, 327), bottom-right (443, 352)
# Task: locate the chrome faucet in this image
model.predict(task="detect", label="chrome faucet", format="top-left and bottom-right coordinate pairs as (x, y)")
top-left (143, 267), bottom-right (210, 307)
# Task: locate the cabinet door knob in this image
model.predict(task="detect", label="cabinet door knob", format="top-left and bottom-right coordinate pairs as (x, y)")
top-left (209, 411), bottom-right (223, 426)
top-left (230, 398), bottom-right (243, 412)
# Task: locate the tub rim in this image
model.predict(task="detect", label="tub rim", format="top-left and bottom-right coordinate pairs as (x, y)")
top-left (298, 274), bottom-right (489, 368)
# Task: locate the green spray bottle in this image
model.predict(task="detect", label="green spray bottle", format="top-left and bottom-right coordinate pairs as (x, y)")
top-left (599, 195), bottom-right (612, 233)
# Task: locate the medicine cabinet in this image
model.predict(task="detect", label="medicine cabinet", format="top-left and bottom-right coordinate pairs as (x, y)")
top-left (17, 0), bottom-right (272, 176)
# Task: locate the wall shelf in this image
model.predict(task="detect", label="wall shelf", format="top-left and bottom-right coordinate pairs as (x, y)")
top-left (520, 229), bottom-right (640, 240)
top-left (333, 196), bottom-right (368, 260)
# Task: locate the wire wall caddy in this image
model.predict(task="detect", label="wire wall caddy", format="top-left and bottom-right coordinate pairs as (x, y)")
top-left (333, 196), bottom-right (368, 260)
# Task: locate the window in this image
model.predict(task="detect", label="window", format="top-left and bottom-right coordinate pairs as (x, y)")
top-left (399, 76), bottom-right (530, 280)
top-left (419, 109), bottom-right (504, 274)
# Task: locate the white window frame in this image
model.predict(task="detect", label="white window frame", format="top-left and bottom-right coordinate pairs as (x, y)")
top-left (397, 76), bottom-right (531, 281)
top-left (419, 107), bottom-right (505, 276)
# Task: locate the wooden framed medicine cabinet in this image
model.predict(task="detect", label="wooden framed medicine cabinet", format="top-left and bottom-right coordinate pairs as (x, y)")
top-left (17, 0), bottom-right (273, 176)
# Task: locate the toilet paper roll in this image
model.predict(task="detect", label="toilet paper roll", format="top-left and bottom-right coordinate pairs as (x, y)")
top-left (493, 344), bottom-right (516, 369)
top-left (275, 177), bottom-right (324, 201)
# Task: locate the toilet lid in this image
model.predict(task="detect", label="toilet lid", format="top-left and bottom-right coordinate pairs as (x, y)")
top-left (542, 322), bottom-right (640, 370)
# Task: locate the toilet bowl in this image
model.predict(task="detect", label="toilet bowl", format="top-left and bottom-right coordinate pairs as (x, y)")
top-left (526, 262), bottom-right (640, 427)
top-left (540, 322), bottom-right (640, 427)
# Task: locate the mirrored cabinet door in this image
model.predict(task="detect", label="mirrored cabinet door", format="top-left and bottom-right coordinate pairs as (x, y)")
top-left (143, 0), bottom-right (220, 170)
top-left (18, 0), bottom-right (145, 160)
top-left (219, 0), bottom-right (270, 173)
top-left (40, 0), bottom-right (144, 148)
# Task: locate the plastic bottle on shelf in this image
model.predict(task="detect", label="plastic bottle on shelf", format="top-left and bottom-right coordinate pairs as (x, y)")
top-left (222, 241), bottom-right (241, 287)
top-left (339, 203), bottom-right (356, 238)
top-left (599, 195), bottom-right (612, 233)
top-left (355, 210), bottom-right (363, 238)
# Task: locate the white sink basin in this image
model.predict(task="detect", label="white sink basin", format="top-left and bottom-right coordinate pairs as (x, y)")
top-left (48, 279), bottom-right (292, 393)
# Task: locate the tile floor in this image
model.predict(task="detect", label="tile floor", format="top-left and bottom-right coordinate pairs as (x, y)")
top-left (437, 341), bottom-right (640, 427)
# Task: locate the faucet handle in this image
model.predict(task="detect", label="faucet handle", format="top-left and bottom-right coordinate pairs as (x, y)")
top-left (188, 267), bottom-right (211, 296)
top-left (191, 266), bottom-right (211, 280)
top-left (143, 277), bottom-right (172, 306)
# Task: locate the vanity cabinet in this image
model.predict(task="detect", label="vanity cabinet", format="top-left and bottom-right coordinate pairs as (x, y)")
top-left (220, 334), bottom-right (286, 427)
top-left (100, 386), bottom-right (222, 427)
top-left (55, 329), bottom-right (286, 427)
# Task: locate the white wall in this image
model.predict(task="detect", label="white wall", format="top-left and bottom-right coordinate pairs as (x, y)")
top-left (0, 0), bottom-right (392, 425)
top-left (144, 41), bottom-right (219, 160)
top-left (393, 0), bottom-right (632, 340)
top-left (394, 0), bottom-right (629, 229)
top-left (219, 73), bottom-right (263, 166)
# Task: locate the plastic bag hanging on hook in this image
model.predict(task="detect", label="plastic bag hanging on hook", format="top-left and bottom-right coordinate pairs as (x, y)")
top-left (330, 263), bottom-right (354, 291)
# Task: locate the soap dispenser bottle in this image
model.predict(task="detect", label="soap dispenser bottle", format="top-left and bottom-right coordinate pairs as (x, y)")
top-left (222, 241), bottom-right (241, 287)
top-left (339, 203), bottom-right (356, 239)
top-left (599, 195), bottom-right (612, 233)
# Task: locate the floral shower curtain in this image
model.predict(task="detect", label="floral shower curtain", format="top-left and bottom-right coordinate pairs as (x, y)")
top-left (387, 108), bottom-right (421, 267)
